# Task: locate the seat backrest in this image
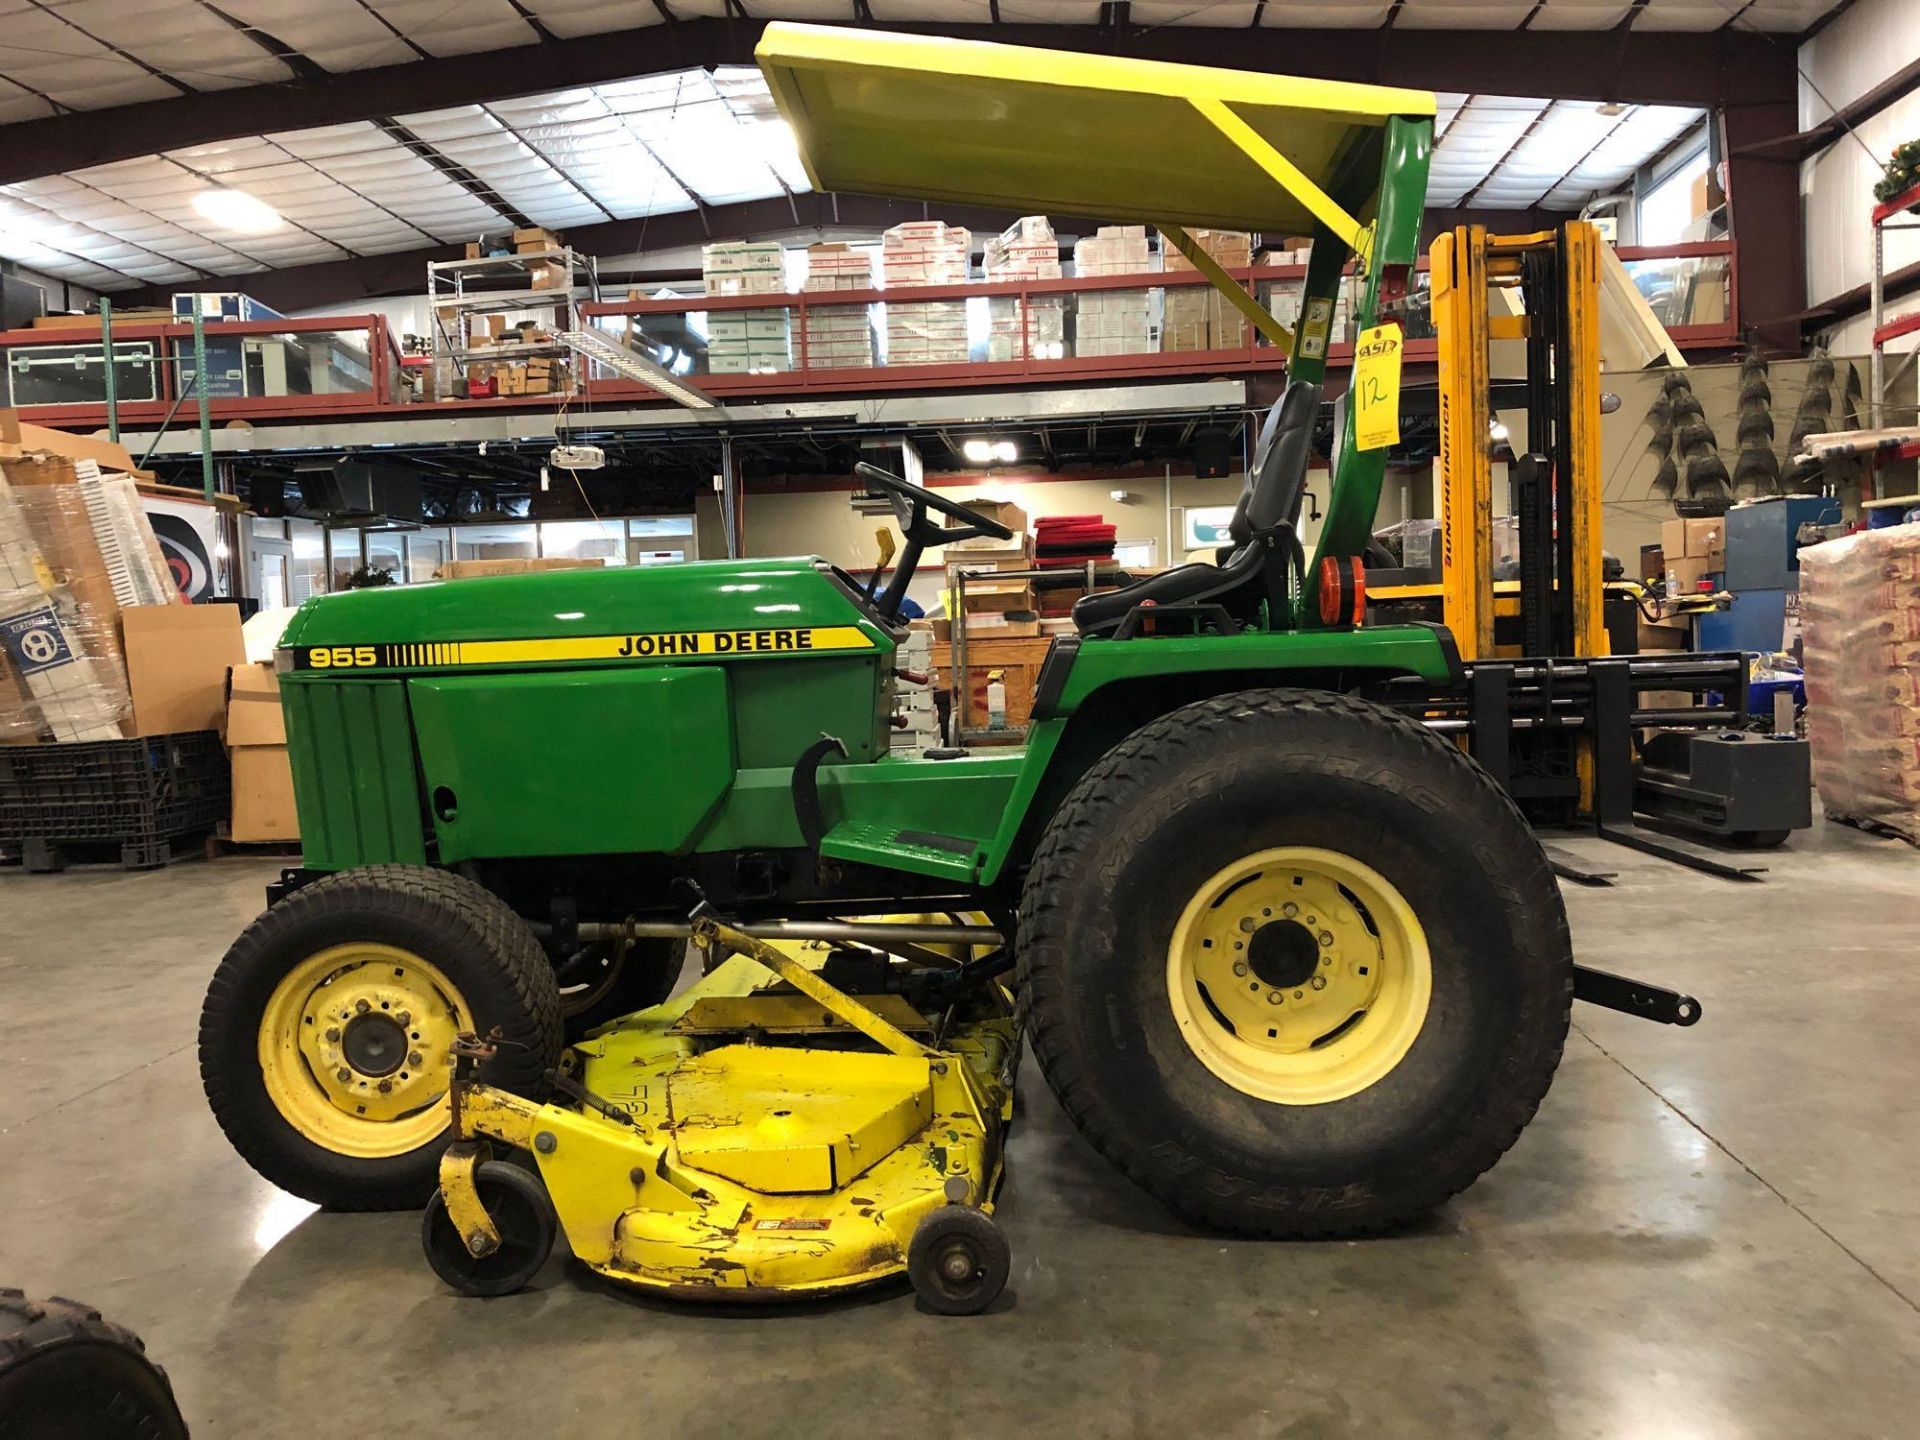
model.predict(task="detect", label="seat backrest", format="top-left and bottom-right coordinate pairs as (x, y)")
top-left (1229, 380), bottom-right (1323, 545)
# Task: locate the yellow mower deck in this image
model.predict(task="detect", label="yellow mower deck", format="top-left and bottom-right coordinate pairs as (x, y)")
top-left (438, 928), bottom-right (1016, 1301)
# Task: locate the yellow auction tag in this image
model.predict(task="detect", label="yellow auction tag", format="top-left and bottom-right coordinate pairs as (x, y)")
top-left (1352, 322), bottom-right (1403, 452)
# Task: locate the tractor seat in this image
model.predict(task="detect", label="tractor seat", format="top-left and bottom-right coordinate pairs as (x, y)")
top-left (1068, 541), bottom-right (1267, 633)
top-left (1072, 379), bottom-right (1322, 637)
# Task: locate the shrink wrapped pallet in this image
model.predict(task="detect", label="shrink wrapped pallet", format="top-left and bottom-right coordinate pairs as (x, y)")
top-left (800, 243), bottom-right (877, 370)
top-left (1800, 523), bottom-right (1920, 842)
top-left (1072, 226), bottom-right (1154, 355)
top-left (984, 217), bottom-right (1065, 363)
top-left (702, 241), bottom-right (791, 373)
top-left (883, 222), bottom-right (971, 365)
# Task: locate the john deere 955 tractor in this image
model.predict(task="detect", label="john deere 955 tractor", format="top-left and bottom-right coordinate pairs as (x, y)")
top-left (200, 27), bottom-right (1689, 1312)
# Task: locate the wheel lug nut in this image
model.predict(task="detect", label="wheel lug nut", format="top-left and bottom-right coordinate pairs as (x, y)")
top-left (377, 1079), bottom-right (393, 1094)
top-left (336, 1067), bottom-right (352, 1083)
top-left (396, 1012), bottom-right (412, 1027)
top-left (354, 998), bottom-right (371, 1014)
top-left (409, 1051), bottom-right (424, 1067)
top-left (1311, 976), bottom-right (1327, 990)
top-left (1266, 991), bottom-right (1283, 1005)
top-left (1282, 903), bottom-right (1298, 918)
top-left (1238, 916), bottom-right (1258, 933)
top-left (324, 1027), bottom-right (340, 1041)
top-left (1232, 962), bottom-right (1249, 977)
top-left (1318, 931), bottom-right (1334, 947)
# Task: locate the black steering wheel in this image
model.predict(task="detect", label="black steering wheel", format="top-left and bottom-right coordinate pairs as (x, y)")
top-left (853, 462), bottom-right (1015, 622)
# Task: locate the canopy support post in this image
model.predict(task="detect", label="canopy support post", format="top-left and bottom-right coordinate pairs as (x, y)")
top-left (1188, 96), bottom-right (1370, 258)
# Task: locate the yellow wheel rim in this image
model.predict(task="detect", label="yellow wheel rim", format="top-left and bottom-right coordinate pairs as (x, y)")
top-left (1166, 846), bottom-right (1431, 1105)
top-left (257, 943), bottom-right (471, 1158)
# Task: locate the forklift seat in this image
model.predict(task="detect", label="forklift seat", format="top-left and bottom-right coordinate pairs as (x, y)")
top-left (1072, 380), bottom-right (1321, 636)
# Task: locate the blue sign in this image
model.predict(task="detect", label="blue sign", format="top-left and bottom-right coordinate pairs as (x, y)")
top-left (0, 606), bottom-right (73, 677)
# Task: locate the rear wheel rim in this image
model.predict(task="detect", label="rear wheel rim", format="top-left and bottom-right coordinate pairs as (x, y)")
top-left (1165, 846), bottom-right (1431, 1105)
top-left (257, 943), bottom-right (470, 1157)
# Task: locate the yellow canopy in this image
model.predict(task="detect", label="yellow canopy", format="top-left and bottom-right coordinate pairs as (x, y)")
top-left (756, 23), bottom-right (1434, 239)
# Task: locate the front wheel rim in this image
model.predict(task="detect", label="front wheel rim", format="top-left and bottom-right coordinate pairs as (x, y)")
top-left (1166, 846), bottom-right (1432, 1105)
top-left (257, 943), bottom-right (470, 1157)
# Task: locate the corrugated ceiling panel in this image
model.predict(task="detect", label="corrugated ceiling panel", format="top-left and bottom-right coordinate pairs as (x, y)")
top-left (1529, 0), bottom-right (1636, 28)
top-left (1485, 100), bottom-right (1623, 205)
top-left (365, 0), bottom-right (539, 57)
top-left (214, 2), bottom-right (418, 70)
top-left (867, 1), bottom-right (993, 19)
top-left (1258, 0), bottom-right (1394, 25)
top-left (516, 0), bottom-right (665, 40)
top-left (1396, 0), bottom-right (1536, 29)
top-left (1632, 0), bottom-right (1732, 30)
top-left (1738, 0), bottom-right (1840, 28)
top-left (1131, 2), bottom-right (1261, 22)
top-left (52, 1), bottom-right (294, 90)
top-left (267, 122), bottom-right (404, 162)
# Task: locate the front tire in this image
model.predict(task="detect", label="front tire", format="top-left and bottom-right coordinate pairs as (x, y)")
top-left (200, 866), bottom-right (562, 1211)
top-left (1019, 688), bottom-right (1572, 1238)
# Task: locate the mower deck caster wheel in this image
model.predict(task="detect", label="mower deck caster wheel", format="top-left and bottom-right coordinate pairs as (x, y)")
top-left (907, 1205), bottom-right (1009, 1315)
top-left (422, 1160), bottom-right (557, 1297)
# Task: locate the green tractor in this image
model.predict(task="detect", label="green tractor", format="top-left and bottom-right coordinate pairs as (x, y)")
top-left (199, 28), bottom-right (1687, 1306)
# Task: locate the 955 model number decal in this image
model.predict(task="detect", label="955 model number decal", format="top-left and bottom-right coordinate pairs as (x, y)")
top-left (287, 626), bottom-right (875, 671)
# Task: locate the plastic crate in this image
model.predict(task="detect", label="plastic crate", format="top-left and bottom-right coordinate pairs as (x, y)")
top-left (0, 731), bottom-right (229, 869)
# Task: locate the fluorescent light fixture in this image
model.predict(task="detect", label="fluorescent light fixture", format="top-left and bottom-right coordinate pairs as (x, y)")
top-left (193, 187), bottom-right (283, 234)
top-left (560, 327), bottom-right (715, 409)
top-left (962, 438), bottom-right (1019, 464)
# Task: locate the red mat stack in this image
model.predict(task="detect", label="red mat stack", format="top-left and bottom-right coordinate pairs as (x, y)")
top-left (1034, 514), bottom-right (1117, 569)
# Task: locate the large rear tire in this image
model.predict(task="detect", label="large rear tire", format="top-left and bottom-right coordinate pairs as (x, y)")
top-left (200, 865), bottom-right (562, 1211)
top-left (1019, 688), bottom-right (1573, 1238)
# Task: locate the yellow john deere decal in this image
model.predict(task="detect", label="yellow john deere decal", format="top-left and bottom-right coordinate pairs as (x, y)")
top-left (289, 627), bottom-right (874, 670)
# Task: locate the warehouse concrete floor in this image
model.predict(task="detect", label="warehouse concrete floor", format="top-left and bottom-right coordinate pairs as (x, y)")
top-left (3, 819), bottom-right (1918, 1438)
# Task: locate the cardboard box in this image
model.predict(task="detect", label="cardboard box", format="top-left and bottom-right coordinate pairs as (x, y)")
top-left (29, 309), bottom-right (171, 331)
top-left (513, 226), bottom-right (560, 253)
top-left (434, 558), bottom-right (603, 580)
top-left (121, 603), bottom-right (246, 737)
top-left (960, 613), bottom-right (1041, 639)
top-left (1637, 617), bottom-right (1690, 651)
top-left (962, 577), bottom-right (1035, 613)
top-left (0, 410), bottom-right (150, 479)
top-left (1660, 517), bottom-right (1726, 564)
top-left (952, 498), bottom-right (1027, 535)
top-left (226, 661), bottom-right (297, 844)
top-left (1639, 543), bottom-right (1665, 585)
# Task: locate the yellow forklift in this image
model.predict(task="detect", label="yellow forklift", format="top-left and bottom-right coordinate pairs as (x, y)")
top-left (1369, 224), bottom-right (1811, 881)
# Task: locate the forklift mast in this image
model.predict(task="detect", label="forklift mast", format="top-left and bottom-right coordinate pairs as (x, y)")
top-left (1423, 221), bottom-right (1813, 873)
top-left (1432, 222), bottom-right (1607, 663)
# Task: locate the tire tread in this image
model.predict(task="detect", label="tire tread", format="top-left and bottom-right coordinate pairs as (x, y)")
top-left (1017, 687), bottom-right (1573, 1238)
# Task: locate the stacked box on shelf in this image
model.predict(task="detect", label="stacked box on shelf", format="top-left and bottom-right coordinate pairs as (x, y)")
top-left (702, 241), bottom-right (792, 374)
top-left (943, 499), bottom-right (1036, 639)
top-left (801, 242), bottom-right (877, 370)
top-left (1162, 230), bottom-right (1252, 352)
top-left (1072, 226), bottom-right (1154, 356)
top-left (984, 217), bottom-right (1066, 363)
top-left (883, 222), bottom-right (971, 366)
